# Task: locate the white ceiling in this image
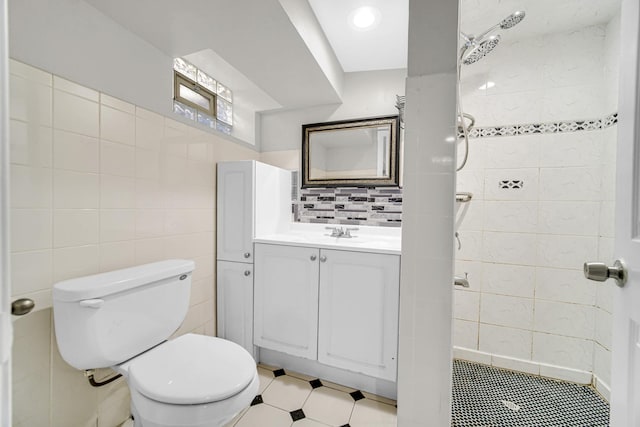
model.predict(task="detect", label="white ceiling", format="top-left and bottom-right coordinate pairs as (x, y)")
top-left (307, 0), bottom-right (409, 73)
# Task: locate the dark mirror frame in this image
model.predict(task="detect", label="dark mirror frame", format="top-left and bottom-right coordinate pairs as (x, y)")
top-left (301, 115), bottom-right (401, 188)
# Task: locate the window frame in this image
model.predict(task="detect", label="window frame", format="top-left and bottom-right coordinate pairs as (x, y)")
top-left (173, 72), bottom-right (217, 118)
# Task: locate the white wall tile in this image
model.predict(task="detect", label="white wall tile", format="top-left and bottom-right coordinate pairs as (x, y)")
top-left (541, 84), bottom-right (605, 122)
top-left (598, 237), bottom-right (615, 262)
top-left (484, 168), bottom-right (539, 201)
top-left (11, 209), bottom-right (52, 252)
top-left (480, 294), bottom-right (533, 330)
top-left (454, 260), bottom-right (483, 292)
top-left (52, 245), bottom-right (99, 282)
top-left (482, 263), bottom-right (535, 298)
top-left (100, 175), bottom-right (135, 208)
top-left (533, 332), bottom-right (593, 371)
top-left (596, 281), bottom-right (614, 313)
top-left (53, 76), bottom-right (99, 101)
top-left (535, 267), bottom-right (596, 305)
top-left (135, 148), bottom-right (161, 180)
top-left (538, 364), bottom-right (592, 384)
top-left (10, 165), bottom-right (52, 208)
top-left (134, 238), bottom-right (166, 265)
top-left (99, 241), bottom-right (136, 272)
top-left (99, 210), bottom-right (136, 242)
top-left (100, 105), bottom-right (135, 145)
top-left (455, 200), bottom-right (484, 231)
top-left (593, 342), bottom-right (611, 386)
top-left (101, 140), bottom-right (135, 177)
top-left (11, 250), bottom-right (52, 295)
top-left (53, 209), bottom-right (99, 248)
top-left (539, 132), bottom-right (604, 168)
top-left (491, 355), bottom-right (540, 376)
top-left (599, 201), bottom-right (615, 238)
top-left (135, 116), bottom-right (164, 151)
top-left (10, 59), bottom-right (51, 85)
top-left (536, 234), bottom-right (597, 270)
top-left (10, 75), bottom-right (52, 126)
top-left (534, 300), bottom-right (594, 339)
top-left (135, 179), bottom-right (164, 209)
top-left (483, 201), bottom-right (537, 233)
top-left (479, 324), bottom-right (532, 360)
top-left (594, 308), bottom-right (612, 350)
top-left (100, 93), bottom-right (135, 114)
top-left (53, 170), bottom-right (99, 209)
top-left (484, 136), bottom-right (540, 169)
top-left (482, 232), bottom-right (537, 265)
top-left (456, 169), bottom-right (485, 199)
top-left (455, 230), bottom-right (483, 261)
top-left (53, 90), bottom-right (99, 137)
top-left (135, 210), bottom-right (165, 239)
top-left (53, 129), bottom-right (99, 173)
top-left (538, 167), bottom-right (602, 201)
top-left (454, 290), bottom-right (480, 321)
top-left (537, 201), bottom-right (600, 236)
top-left (10, 120), bottom-right (52, 167)
top-left (453, 319), bottom-right (478, 349)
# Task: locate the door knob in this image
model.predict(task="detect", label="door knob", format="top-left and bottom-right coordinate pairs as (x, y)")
top-left (11, 298), bottom-right (35, 316)
top-left (584, 259), bottom-right (627, 287)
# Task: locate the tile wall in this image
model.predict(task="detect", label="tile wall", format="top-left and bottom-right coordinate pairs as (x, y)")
top-left (9, 59), bottom-right (258, 427)
top-left (453, 21), bottom-right (619, 398)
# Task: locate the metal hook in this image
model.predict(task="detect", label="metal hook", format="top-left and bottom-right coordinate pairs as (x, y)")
top-left (455, 232), bottom-right (462, 250)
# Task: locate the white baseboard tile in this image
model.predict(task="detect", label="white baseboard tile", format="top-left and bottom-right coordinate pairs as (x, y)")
top-left (539, 363), bottom-right (592, 384)
top-left (454, 346), bottom-right (594, 386)
top-left (453, 346), bottom-right (492, 365)
top-left (491, 354), bottom-right (540, 376)
top-left (593, 375), bottom-right (611, 401)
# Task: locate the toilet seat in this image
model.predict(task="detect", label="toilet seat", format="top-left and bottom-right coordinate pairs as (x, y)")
top-left (127, 334), bottom-right (256, 405)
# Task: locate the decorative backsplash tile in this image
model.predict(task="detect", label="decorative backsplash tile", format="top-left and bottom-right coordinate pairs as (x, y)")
top-left (291, 174), bottom-right (403, 227)
top-left (460, 113), bottom-right (618, 139)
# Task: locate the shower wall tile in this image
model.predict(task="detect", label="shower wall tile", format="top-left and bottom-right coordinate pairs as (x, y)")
top-left (453, 319), bottom-right (478, 349)
top-left (8, 60), bottom-right (260, 426)
top-left (481, 263), bottom-right (535, 298)
top-left (454, 290), bottom-right (480, 322)
top-left (455, 23), bottom-right (617, 385)
top-left (480, 294), bottom-right (534, 330)
top-left (479, 324), bottom-right (532, 360)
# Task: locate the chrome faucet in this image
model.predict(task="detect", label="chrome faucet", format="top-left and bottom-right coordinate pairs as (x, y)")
top-left (325, 226), bottom-right (358, 238)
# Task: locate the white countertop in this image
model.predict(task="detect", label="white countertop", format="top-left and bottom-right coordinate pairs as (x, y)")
top-left (254, 223), bottom-right (402, 255)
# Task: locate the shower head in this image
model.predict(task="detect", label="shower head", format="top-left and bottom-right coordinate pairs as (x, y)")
top-left (462, 34), bottom-right (501, 65)
top-left (499, 11), bottom-right (526, 29)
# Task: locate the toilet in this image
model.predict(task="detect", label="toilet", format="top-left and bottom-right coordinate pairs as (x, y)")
top-left (52, 259), bottom-right (258, 427)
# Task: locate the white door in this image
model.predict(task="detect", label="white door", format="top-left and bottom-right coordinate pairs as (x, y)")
top-left (217, 161), bottom-right (254, 263)
top-left (253, 243), bottom-right (319, 360)
top-left (609, 0), bottom-right (640, 424)
top-left (317, 249), bottom-right (400, 381)
top-left (217, 261), bottom-right (255, 357)
top-left (0, 0), bottom-right (11, 423)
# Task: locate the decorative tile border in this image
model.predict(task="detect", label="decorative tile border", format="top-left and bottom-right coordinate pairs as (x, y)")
top-left (459, 112), bottom-right (618, 139)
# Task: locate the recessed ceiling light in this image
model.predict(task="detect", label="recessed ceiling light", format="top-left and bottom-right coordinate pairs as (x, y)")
top-left (350, 6), bottom-right (380, 30)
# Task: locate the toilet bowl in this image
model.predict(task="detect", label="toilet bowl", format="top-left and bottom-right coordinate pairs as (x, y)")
top-left (116, 334), bottom-right (259, 427)
top-left (52, 260), bottom-right (257, 427)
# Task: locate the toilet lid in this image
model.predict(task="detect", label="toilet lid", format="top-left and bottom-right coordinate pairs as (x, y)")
top-left (128, 334), bottom-right (256, 405)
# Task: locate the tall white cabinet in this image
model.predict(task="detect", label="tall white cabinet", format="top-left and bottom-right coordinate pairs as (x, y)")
top-left (216, 161), bottom-right (291, 357)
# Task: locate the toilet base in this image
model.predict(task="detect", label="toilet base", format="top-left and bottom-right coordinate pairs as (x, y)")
top-left (130, 372), bottom-right (259, 427)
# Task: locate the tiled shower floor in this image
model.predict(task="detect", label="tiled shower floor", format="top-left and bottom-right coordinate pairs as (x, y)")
top-left (452, 360), bottom-right (610, 427)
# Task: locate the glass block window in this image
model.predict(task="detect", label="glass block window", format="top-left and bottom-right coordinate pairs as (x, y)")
top-left (173, 57), bottom-right (233, 132)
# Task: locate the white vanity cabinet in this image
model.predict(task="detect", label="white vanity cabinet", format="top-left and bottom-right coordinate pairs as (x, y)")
top-left (253, 242), bottom-right (400, 381)
top-left (317, 249), bottom-right (400, 381)
top-left (217, 261), bottom-right (254, 356)
top-left (253, 243), bottom-right (320, 360)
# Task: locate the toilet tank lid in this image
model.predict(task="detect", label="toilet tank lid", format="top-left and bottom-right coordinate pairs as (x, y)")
top-left (53, 259), bottom-right (195, 302)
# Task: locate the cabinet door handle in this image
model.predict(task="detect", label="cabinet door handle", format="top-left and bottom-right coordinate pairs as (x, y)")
top-left (320, 255), bottom-right (327, 263)
top-left (244, 270), bottom-right (251, 277)
top-left (310, 255), bottom-right (317, 261)
top-left (244, 252), bottom-right (251, 259)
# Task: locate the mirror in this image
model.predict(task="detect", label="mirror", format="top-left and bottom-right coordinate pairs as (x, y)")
top-left (302, 115), bottom-right (400, 188)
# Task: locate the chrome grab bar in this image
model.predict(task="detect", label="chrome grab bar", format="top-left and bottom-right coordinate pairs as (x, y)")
top-left (456, 192), bottom-right (473, 203)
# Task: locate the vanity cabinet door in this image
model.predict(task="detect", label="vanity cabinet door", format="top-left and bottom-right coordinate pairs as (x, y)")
top-left (317, 249), bottom-right (400, 381)
top-left (217, 261), bottom-right (255, 358)
top-left (253, 243), bottom-right (319, 360)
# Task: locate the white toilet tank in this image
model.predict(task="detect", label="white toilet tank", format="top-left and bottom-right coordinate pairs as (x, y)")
top-left (53, 259), bottom-right (195, 370)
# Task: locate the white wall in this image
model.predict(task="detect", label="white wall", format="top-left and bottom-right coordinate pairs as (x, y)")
top-left (260, 68), bottom-right (406, 157)
top-left (9, 0), bottom-right (260, 147)
top-left (453, 23), bottom-right (618, 394)
top-left (9, 60), bottom-right (259, 426)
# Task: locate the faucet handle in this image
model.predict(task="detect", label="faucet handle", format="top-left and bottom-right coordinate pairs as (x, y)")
top-left (325, 226), bottom-right (343, 237)
top-left (344, 227), bottom-right (359, 238)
